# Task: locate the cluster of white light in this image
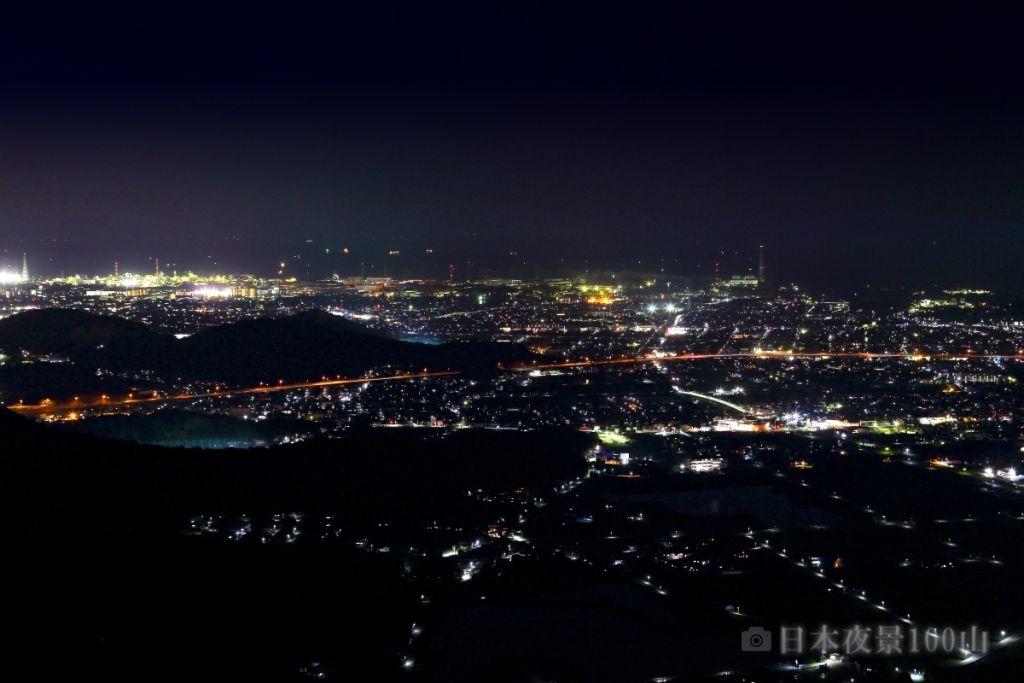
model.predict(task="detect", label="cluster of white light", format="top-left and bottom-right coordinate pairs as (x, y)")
top-left (193, 286), bottom-right (233, 298)
top-left (779, 411), bottom-right (853, 431)
top-left (0, 271), bottom-right (25, 284)
top-left (918, 415), bottom-right (955, 426)
top-left (644, 303), bottom-right (680, 314)
top-left (688, 458), bottom-right (724, 472)
top-left (710, 418), bottom-right (759, 432)
top-left (983, 466), bottom-right (1020, 481)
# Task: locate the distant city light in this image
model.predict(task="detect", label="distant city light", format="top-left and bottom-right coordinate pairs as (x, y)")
top-left (193, 286), bottom-right (233, 298)
top-left (0, 271), bottom-right (25, 284)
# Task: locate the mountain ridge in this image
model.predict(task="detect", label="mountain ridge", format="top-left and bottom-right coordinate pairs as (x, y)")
top-left (0, 308), bottom-right (534, 392)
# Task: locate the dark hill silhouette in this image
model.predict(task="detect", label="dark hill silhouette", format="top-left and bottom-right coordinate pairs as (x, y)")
top-left (176, 310), bottom-right (436, 382)
top-left (0, 308), bottom-right (535, 387)
top-left (0, 307), bottom-right (173, 361)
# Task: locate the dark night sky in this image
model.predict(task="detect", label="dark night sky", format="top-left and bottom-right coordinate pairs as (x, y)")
top-left (1, 2), bottom-right (1023, 291)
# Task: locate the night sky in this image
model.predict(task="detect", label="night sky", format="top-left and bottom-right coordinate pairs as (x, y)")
top-left (1, 3), bottom-right (1023, 291)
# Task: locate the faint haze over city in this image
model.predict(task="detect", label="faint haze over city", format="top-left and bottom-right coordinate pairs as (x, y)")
top-left (1, 3), bottom-right (1023, 290)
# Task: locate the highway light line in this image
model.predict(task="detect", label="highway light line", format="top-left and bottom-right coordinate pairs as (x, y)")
top-left (12, 347), bottom-right (1022, 416)
top-left (672, 387), bottom-right (750, 414)
top-left (7, 370), bottom-right (462, 415)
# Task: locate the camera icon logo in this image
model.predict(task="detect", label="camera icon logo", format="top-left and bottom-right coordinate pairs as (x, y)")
top-left (741, 626), bottom-right (772, 652)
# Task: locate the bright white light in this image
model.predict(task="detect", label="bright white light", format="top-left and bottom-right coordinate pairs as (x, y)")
top-left (689, 458), bottom-right (724, 472)
top-left (998, 467), bottom-right (1021, 481)
top-left (0, 271), bottom-right (25, 284)
top-left (194, 286), bottom-right (232, 298)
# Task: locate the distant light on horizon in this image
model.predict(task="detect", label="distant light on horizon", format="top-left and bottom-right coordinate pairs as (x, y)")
top-left (0, 271), bottom-right (27, 285)
top-left (193, 286), bottom-right (233, 298)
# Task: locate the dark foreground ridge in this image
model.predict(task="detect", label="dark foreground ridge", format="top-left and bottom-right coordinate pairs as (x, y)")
top-left (2, 407), bottom-right (590, 682)
top-left (5, 405), bottom-right (1024, 682)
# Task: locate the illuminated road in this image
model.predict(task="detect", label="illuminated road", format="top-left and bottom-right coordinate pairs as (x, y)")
top-left (506, 349), bottom-right (1024, 371)
top-left (672, 386), bottom-right (750, 414)
top-left (8, 348), bottom-right (1023, 417)
top-left (7, 370), bottom-right (462, 416)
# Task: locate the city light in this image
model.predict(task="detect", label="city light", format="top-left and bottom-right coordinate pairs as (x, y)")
top-left (0, 271), bottom-right (25, 284)
top-left (193, 286), bottom-right (233, 298)
top-left (6, 8), bottom-right (1024, 682)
